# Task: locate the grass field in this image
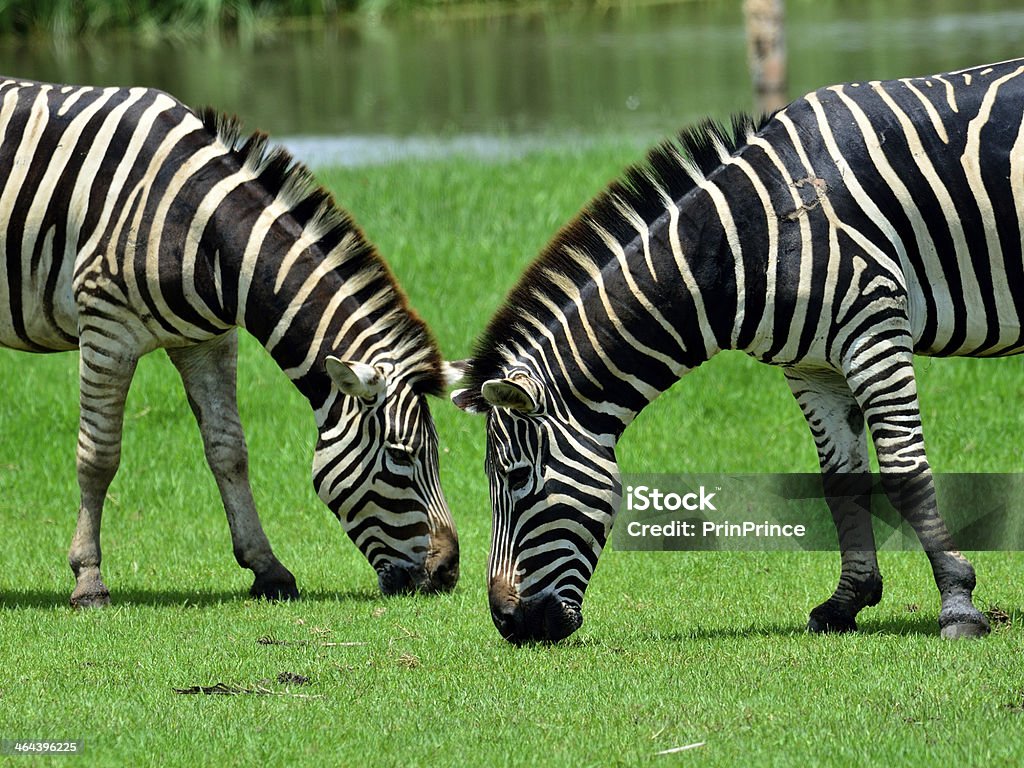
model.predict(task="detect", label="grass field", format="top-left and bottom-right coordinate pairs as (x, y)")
top-left (2, 143), bottom-right (1024, 766)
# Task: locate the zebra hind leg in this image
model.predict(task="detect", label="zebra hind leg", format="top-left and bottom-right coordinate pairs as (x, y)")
top-left (846, 342), bottom-right (989, 639)
top-left (786, 369), bottom-right (882, 633)
top-left (69, 338), bottom-right (140, 608)
top-left (167, 332), bottom-right (299, 601)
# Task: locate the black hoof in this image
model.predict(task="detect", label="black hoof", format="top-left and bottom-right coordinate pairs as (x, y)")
top-left (70, 589), bottom-right (111, 610)
top-left (70, 572), bottom-right (111, 609)
top-left (939, 599), bottom-right (990, 639)
top-left (940, 622), bottom-right (989, 639)
top-left (250, 567), bottom-right (299, 601)
top-left (808, 605), bottom-right (858, 634)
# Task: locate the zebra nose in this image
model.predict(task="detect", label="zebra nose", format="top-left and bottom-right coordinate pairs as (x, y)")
top-left (425, 533), bottom-right (460, 593)
top-left (377, 536), bottom-right (459, 596)
top-left (535, 594), bottom-right (583, 643)
top-left (488, 583), bottom-right (583, 644)
top-left (489, 596), bottom-right (525, 641)
top-left (377, 562), bottom-right (420, 595)
top-left (488, 579), bottom-right (524, 640)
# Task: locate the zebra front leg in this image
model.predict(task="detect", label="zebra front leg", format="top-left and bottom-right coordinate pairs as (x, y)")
top-left (69, 338), bottom-right (139, 608)
top-left (167, 332), bottom-right (298, 601)
top-left (846, 342), bottom-right (989, 639)
top-left (785, 368), bottom-right (882, 633)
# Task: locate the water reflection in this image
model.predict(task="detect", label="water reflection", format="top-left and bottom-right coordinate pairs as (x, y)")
top-left (280, 133), bottom-right (597, 168)
top-left (0, 0), bottom-right (1021, 154)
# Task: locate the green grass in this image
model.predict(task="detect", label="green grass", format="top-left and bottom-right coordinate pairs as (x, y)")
top-left (3, 143), bottom-right (1024, 766)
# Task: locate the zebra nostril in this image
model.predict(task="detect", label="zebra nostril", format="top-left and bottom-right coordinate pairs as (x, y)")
top-left (490, 601), bottom-right (524, 642)
top-left (488, 580), bottom-right (525, 641)
top-left (426, 550), bottom-right (459, 593)
top-left (425, 531), bottom-right (460, 593)
top-left (543, 596), bottom-right (583, 642)
top-left (377, 562), bottom-right (416, 595)
top-left (488, 584), bottom-right (584, 644)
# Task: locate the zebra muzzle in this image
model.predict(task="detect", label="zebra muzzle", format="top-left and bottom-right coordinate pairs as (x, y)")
top-left (489, 585), bottom-right (583, 644)
top-left (424, 529), bottom-right (460, 593)
top-left (376, 542), bottom-right (459, 596)
top-left (377, 561), bottom-right (428, 595)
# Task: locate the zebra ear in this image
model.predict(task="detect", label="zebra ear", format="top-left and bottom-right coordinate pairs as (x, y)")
top-left (442, 360), bottom-right (470, 389)
top-left (481, 375), bottom-right (540, 413)
top-left (326, 356), bottom-right (386, 400)
top-left (451, 387), bottom-right (481, 413)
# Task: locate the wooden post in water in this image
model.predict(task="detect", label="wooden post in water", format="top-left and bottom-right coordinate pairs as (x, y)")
top-left (743, 0), bottom-right (788, 114)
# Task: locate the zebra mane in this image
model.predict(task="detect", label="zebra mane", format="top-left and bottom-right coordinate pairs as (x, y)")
top-left (460, 113), bottom-right (773, 410)
top-left (197, 108), bottom-right (445, 396)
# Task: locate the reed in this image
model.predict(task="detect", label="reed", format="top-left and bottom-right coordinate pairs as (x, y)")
top-left (0, 0), bottom-right (572, 38)
top-left (0, 0), bottom-right (342, 37)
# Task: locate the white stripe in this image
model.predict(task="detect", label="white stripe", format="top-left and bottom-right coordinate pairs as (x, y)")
top-left (871, 77), bottom-right (1003, 352)
top-left (662, 190), bottom-right (719, 357)
top-left (4, 86), bottom-right (53, 346)
top-left (68, 88), bottom-right (147, 281)
top-left (0, 86), bottom-right (22, 340)
top-left (611, 195), bottom-right (658, 281)
top-left (959, 64), bottom-right (1024, 350)
top-left (723, 150), bottom-right (779, 358)
top-left (235, 201), bottom-right (287, 323)
top-left (553, 247), bottom-right (684, 381)
top-left (264, 232), bottom-right (358, 352)
top-left (589, 218), bottom-right (688, 355)
top-left (901, 78), bottom-right (949, 144)
top-left (56, 86), bottom-right (91, 117)
top-left (13, 86), bottom-right (117, 341)
top-left (119, 113), bottom-right (209, 325)
top-left (933, 76), bottom-right (959, 113)
top-left (694, 176), bottom-right (745, 346)
top-left (143, 124), bottom-right (232, 335)
top-left (180, 170), bottom-right (257, 328)
top-left (745, 130), bottom-right (815, 363)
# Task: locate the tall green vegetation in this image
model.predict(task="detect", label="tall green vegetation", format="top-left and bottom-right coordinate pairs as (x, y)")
top-left (0, 0), bottom-right (529, 37)
top-left (0, 0), bottom-right (336, 37)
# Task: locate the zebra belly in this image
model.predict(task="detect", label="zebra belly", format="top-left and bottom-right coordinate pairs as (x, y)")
top-left (904, 256), bottom-right (1024, 358)
top-left (0, 252), bottom-right (79, 352)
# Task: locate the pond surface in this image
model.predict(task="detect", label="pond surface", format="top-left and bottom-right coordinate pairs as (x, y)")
top-left (1, 0), bottom-right (1023, 164)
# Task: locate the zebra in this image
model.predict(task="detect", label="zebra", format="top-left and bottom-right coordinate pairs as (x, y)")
top-left (0, 77), bottom-right (460, 606)
top-left (452, 58), bottom-right (1024, 643)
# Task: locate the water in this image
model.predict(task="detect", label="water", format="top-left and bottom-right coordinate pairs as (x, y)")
top-left (0, 0), bottom-right (1022, 165)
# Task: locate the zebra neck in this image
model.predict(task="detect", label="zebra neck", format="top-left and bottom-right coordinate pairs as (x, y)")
top-left (209, 203), bottom-right (394, 411)
top-left (556, 191), bottom-right (739, 439)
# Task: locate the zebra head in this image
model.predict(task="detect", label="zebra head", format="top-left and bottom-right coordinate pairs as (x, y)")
top-left (455, 369), bottom-right (621, 643)
top-left (313, 356), bottom-right (459, 596)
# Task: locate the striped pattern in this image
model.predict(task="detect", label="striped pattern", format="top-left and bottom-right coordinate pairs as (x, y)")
top-left (456, 59), bottom-right (1024, 642)
top-left (0, 78), bottom-right (458, 605)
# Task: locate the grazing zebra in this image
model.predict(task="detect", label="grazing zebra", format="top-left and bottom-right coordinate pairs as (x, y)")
top-left (453, 58), bottom-right (1024, 643)
top-left (0, 78), bottom-right (460, 606)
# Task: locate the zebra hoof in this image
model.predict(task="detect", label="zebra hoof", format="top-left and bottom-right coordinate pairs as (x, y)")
top-left (250, 567), bottom-right (299, 602)
top-left (69, 587), bottom-right (111, 610)
top-left (940, 622), bottom-right (989, 640)
top-left (70, 568), bottom-right (111, 608)
top-left (939, 601), bottom-right (990, 639)
top-left (807, 606), bottom-right (857, 634)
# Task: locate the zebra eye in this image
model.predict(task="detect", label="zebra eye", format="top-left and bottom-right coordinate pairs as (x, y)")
top-left (506, 465), bottom-right (532, 492)
top-left (385, 446), bottom-right (415, 468)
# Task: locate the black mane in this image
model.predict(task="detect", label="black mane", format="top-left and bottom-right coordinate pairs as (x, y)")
top-left (460, 113), bottom-right (773, 410)
top-left (197, 108), bottom-right (445, 396)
